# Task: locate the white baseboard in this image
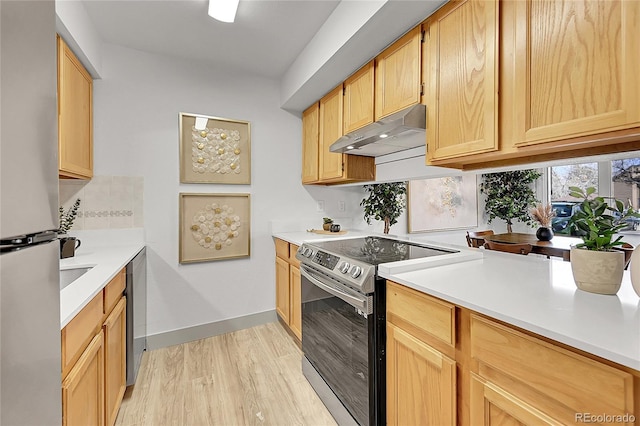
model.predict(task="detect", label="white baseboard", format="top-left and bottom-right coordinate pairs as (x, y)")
top-left (146, 309), bottom-right (278, 350)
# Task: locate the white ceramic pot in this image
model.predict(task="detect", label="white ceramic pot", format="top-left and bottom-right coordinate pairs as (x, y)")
top-left (629, 245), bottom-right (640, 297)
top-left (570, 247), bottom-right (624, 295)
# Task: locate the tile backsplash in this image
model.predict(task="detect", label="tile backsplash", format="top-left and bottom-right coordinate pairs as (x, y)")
top-left (59, 176), bottom-right (144, 230)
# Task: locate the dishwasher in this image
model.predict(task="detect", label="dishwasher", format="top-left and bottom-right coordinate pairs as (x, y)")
top-left (125, 247), bottom-right (147, 386)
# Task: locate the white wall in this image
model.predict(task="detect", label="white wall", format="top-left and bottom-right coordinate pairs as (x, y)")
top-left (93, 44), bottom-right (365, 337)
top-left (55, 0), bottom-right (103, 77)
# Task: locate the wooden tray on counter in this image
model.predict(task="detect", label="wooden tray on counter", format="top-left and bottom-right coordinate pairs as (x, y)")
top-left (307, 229), bottom-right (348, 235)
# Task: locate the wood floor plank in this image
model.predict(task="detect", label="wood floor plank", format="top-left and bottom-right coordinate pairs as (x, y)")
top-left (116, 322), bottom-right (337, 426)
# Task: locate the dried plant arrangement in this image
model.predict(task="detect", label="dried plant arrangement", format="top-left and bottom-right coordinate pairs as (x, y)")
top-left (530, 203), bottom-right (555, 228)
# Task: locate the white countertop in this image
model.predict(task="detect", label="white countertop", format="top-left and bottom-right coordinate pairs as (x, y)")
top-left (60, 229), bottom-right (145, 329)
top-left (380, 250), bottom-right (640, 371)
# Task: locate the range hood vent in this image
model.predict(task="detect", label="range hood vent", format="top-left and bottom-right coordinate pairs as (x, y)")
top-left (330, 104), bottom-right (426, 157)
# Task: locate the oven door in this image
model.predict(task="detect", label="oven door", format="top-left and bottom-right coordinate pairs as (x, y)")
top-left (300, 264), bottom-right (374, 426)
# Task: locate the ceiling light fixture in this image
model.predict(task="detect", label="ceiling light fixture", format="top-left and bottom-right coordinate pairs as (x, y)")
top-left (379, 133), bottom-right (388, 138)
top-left (208, 0), bottom-right (239, 23)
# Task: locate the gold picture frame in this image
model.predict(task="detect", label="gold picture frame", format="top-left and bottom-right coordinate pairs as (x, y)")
top-left (179, 193), bottom-right (250, 263)
top-left (179, 112), bottom-right (251, 184)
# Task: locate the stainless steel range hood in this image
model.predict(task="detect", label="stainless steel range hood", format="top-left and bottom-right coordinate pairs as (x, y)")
top-left (330, 104), bottom-right (426, 157)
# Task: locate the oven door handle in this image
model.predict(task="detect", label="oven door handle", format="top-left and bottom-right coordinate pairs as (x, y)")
top-left (300, 265), bottom-right (369, 312)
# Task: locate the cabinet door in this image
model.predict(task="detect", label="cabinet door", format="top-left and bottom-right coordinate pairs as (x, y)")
top-left (387, 323), bottom-right (456, 426)
top-left (511, 0), bottom-right (640, 146)
top-left (319, 85), bottom-right (345, 181)
top-left (470, 374), bottom-right (562, 425)
top-left (375, 27), bottom-right (422, 120)
top-left (104, 298), bottom-right (126, 426)
top-left (57, 35), bottom-right (93, 179)
top-left (344, 61), bottom-right (375, 134)
top-left (426, 0), bottom-right (499, 162)
top-left (275, 256), bottom-right (290, 322)
top-left (302, 103), bottom-right (320, 184)
top-left (62, 331), bottom-right (105, 426)
top-left (289, 265), bottom-right (302, 340)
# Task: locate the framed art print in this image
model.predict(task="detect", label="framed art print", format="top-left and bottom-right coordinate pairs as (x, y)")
top-left (179, 193), bottom-right (250, 263)
top-left (408, 175), bottom-right (478, 233)
top-left (179, 112), bottom-right (251, 184)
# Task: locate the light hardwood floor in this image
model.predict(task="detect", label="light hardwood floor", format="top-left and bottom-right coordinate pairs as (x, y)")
top-left (115, 322), bottom-right (337, 426)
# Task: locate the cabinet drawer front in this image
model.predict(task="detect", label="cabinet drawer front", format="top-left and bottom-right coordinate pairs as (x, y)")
top-left (289, 244), bottom-right (300, 268)
top-left (470, 315), bottom-right (634, 418)
top-left (275, 238), bottom-right (289, 260)
top-left (387, 281), bottom-right (455, 347)
top-left (104, 268), bottom-right (125, 316)
top-left (62, 292), bottom-right (104, 377)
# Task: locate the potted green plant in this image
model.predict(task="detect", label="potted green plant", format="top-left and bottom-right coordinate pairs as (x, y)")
top-left (360, 182), bottom-right (406, 234)
top-left (322, 217), bottom-right (333, 231)
top-left (480, 170), bottom-right (541, 233)
top-left (59, 198), bottom-right (81, 235)
top-left (58, 198), bottom-right (82, 258)
top-left (568, 186), bottom-right (639, 295)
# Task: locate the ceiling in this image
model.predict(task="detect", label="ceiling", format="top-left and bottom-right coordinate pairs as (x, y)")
top-left (82, 0), bottom-right (341, 79)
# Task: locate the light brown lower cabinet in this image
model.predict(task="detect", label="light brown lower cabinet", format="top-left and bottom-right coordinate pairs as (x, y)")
top-left (62, 331), bottom-right (105, 426)
top-left (289, 265), bottom-right (302, 339)
top-left (386, 323), bottom-right (456, 426)
top-left (386, 280), bottom-right (639, 425)
top-left (274, 238), bottom-right (301, 341)
top-left (62, 270), bottom-right (127, 426)
top-left (104, 297), bottom-right (126, 426)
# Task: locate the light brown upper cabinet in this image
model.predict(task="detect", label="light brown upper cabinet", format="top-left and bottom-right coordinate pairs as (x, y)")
top-left (319, 85), bottom-right (345, 181)
top-left (301, 102), bottom-right (320, 184)
top-left (426, 0), bottom-right (499, 162)
top-left (428, 0), bottom-right (640, 169)
top-left (344, 61), bottom-right (375, 134)
top-left (312, 85), bottom-right (375, 184)
top-left (375, 26), bottom-right (423, 120)
top-left (510, 0), bottom-right (640, 147)
top-left (57, 35), bottom-right (93, 179)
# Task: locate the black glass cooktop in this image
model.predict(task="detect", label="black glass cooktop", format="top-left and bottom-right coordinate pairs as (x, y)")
top-left (310, 236), bottom-right (456, 266)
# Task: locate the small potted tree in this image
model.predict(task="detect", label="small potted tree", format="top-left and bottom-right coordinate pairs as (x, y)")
top-left (360, 182), bottom-right (406, 234)
top-left (568, 186), bottom-right (639, 295)
top-left (480, 170), bottom-right (541, 233)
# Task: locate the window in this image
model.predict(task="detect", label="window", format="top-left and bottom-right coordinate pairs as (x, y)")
top-left (550, 162), bottom-right (598, 201)
top-left (612, 158), bottom-right (640, 210)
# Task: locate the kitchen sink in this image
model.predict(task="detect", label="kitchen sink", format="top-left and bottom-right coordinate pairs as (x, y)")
top-left (60, 267), bottom-right (92, 290)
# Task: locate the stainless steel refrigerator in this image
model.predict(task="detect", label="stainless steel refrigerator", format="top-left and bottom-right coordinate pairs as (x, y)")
top-left (0, 1), bottom-right (62, 424)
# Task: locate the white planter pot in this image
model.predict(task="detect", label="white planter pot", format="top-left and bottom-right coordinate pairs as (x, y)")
top-left (570, 247), bottom-right (624, 295)
top-left (628, 245), bottom-right (640, 298)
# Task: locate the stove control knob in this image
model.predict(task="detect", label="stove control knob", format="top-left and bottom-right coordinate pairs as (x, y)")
top-left (351, 266), bottom-right (362, 279)
top-left (339, 262), bottom-right (350, 274)
top-left (303, 248), bottom-right (313, 258)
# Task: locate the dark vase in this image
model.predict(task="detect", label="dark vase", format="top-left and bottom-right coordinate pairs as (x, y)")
top-left (536, 227), bottom-right (554, 241)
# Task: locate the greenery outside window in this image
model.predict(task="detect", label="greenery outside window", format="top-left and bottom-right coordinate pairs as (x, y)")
top-left (550, 162), bottom-right (598, 201)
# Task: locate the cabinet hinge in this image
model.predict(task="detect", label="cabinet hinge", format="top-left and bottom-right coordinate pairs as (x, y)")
top-left (421, 30), bottom-right (426, 42)
top-left (342, 163), bottom-right (345, 172)
top-left (343, 87), bottom-right (346, 96)
top-left (420, 83), bottom-right (425, 96)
